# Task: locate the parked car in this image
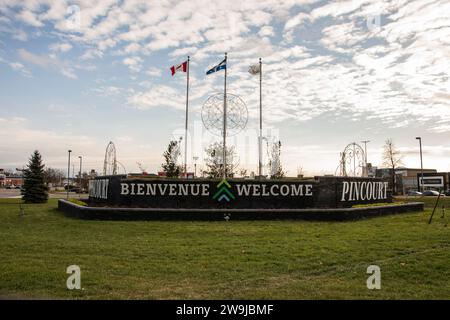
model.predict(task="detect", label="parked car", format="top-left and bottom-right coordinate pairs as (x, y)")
top-left (444, 190), bottom-right (450, 196)
top-left (422, 190), bottom-right (445, 196)
top-left (407, 190), bottom-right (422, 196)
top-left (64, 185), bottom-right (81, 192)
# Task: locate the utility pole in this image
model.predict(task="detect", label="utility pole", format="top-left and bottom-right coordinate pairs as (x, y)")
top-left (78, 156), bottom-right (82, 197)
top-left (67, 150), bottom-right (72, 200)
top-left (361, 140), bottom-right (370, 177)
top-left (416, 137), bottom-right (424, 192)
top-left (258, 57), bottom-right (263, 179)
top-left (222, 52), bottom-right (228, 179)
top-left (193, 156), bottom-right (198, 178)
top-left (184, 56), bottom-right (190, 178)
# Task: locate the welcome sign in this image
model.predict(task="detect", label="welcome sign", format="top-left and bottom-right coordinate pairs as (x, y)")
top-left (119, 180), bottom-right (313, 198)
top-left (89, 176), bottom-right (392, 209)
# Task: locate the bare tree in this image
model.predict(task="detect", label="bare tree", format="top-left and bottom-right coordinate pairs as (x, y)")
top-left (1, 169), bottom-right (14, 176)
top-left (382, 138), bottom-right (403, 194)
top-left (43, 167), bottom-right (65, 187)
top-left (203, 142), bottom-right (237, 178)
top-left (161, 138), bottom-right (182, 178)
top-left (297, 166), bottom-right (304, 178)
top-left (238, 168), bottom-right (248, 178)
top-left (268, 140), bottom-right (285, 179)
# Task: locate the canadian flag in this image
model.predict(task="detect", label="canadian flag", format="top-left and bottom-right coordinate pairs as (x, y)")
top-left (170, 61), bottom-right (188, 76)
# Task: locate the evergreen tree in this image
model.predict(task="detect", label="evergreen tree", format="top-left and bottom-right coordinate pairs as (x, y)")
top-left (21, 150), bottom-right (49, 203)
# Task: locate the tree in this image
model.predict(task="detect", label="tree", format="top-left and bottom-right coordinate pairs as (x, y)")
top-left (268, 140), bottom-right (285, 179)
top-left (43, 167), bottom-right (65, 187)
top-left (161, 138), bottom-right (182, 178)
top-left (382, 138), bottom-right (403, 194)
top-left (203, 142), bottom-right (237, 178)
top-left (2, 169), bottom-right (14, 176)
top-left (238, 168), bottom-right (248, 178)
top-left (21, 150), bottom-right (49, 203)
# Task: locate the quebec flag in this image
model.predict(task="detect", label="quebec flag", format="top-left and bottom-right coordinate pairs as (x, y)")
top-left (206, 59), bottom-right (226, 75)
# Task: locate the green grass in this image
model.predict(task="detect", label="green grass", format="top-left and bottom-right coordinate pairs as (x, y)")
top-left (0, 198), bottom-right (449, 299)
top-left (400, 196), bottom-right (450, 209)
top-left (352, 202), bottom-right (405, 208)
top-left (67, 198), bottom-right (88, 206)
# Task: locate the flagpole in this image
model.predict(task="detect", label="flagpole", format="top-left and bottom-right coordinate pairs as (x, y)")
top-left (258, 57), bottom-right (262, 178)
top-left (223, 52), bottom-right (227, 179)
top-left (184, 56), bottom-right (190, 178)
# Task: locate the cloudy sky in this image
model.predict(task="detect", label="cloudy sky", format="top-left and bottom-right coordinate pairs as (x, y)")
top-left (0, 0), bottom-right (449, 176)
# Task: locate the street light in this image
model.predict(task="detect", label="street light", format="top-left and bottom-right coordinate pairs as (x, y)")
top-left (78, 156), bottom-right (83, 197)
top-left (361, 140), bottom-right (370, 177)
top-left (416, 137), bottom-right (424, 192)
top-left (193, 156), bottom-right (199, 178)
top-left (67, 150), bottom-right (72, 200)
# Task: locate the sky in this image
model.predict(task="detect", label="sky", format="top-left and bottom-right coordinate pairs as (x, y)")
top-left (0, 0), bottom-right (449, 176)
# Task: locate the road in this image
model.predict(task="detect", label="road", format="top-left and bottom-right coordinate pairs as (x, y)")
top-left (0, 189), bottom-right (88, 199)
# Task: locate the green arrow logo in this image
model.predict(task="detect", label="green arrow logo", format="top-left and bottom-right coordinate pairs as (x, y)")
top-left (213, 179), bottom-right (235, 202)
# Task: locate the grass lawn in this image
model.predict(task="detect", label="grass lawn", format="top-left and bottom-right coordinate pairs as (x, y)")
top-left (0, 198), bottom-right (449, 299)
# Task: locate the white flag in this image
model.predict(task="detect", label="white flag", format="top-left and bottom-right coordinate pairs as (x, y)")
top-left (248, 64), bottom-right (260, 75)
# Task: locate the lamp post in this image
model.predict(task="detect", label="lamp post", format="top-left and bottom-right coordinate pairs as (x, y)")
top-left (67, 150), bottom-right (72, 199)
top-left (361, 140), bottom-right (370, 177)
top-left (78, 156), bottom-right (82, 197)
top-left (416, 137), bottom-right (424, 192)
top-left (193, 156), bottom-right (199, 178)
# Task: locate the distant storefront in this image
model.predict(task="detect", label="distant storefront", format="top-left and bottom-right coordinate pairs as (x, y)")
top-left (376, 167), bottom-right (438, 194)
top-left (417, 172), bottom-right (450, 191)
top-left (0, 175), bottom-right (23, 187)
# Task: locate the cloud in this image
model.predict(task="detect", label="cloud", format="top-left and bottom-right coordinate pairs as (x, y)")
top-left (122, 42), bottom-right (141, 54)
top-left (1, 0), bottom-right (450, 174)
top-left (0, 117), bottom-right (97, 168)
top-left (92, 86), bottom-right (123, 97)
top-left (258, 26), bottom-right (275, 37)
top-left (6, 0), bottom-right (446, 133)
top-left (284, 12), bottom-right (310, 31)
top-left (127, 85), bottom-right (185, 110)
top-left (80, 48), bottom-right (104, 60)
top-left (117, 136), bottom-right (133, 142)
top-left (146, 67), bottom-right (162, 77)
top-left (9, 62), bottom-right (32, 78)
top-left (12, 29), bottom-right (28, 41)
top-left (17, 9), bottom-right (43, 27)
top-left (122, 56), bottom-right (142, 72)
top-left (310, 0), bottom-right (366, 20)
top-left (49, 42), bottom-right (73, 53)
top-left (17, 48), bottom-right (77, 79)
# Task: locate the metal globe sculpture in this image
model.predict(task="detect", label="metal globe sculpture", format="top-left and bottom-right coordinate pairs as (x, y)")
top-left (201, 93), bottom-right (248, 137)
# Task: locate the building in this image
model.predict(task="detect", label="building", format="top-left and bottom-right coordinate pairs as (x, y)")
top-left (395, 168), bottom-right (437, 193)
top-left (0, 175), bottom-right (23, 187)
top-left (417, 172), bottom-right (450, 191)
top-left (375, 167), bottom-right (437, 194)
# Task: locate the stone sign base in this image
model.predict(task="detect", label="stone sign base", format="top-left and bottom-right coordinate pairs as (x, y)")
top-left (58, 199), bottom-right (423, 221)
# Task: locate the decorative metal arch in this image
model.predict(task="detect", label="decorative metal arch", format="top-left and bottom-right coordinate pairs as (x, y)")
top-left (336, 142), bottom-right (366, 177)
top-left (103, 141), bottom-right (117, 176)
